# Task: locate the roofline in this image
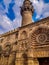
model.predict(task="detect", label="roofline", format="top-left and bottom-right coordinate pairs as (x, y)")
top-left (0, 16), bottom-right (49, 37)
top-left (19, 16), bottom-right (49, 29)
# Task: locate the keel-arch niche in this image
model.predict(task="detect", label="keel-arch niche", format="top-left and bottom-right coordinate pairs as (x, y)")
top-left (20, 31), bottom-right (28, 40)
top-left (30, 27), bottom-right (49, 45)
top-left (5, 42), bottom-right (12, 51)
top-left (22, 53), bottom-right (28, 65)
top-left (3, 42), bottom-right (12, 57)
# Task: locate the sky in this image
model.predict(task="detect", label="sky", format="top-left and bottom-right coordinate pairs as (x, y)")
top-left (0, 0), bottom-right (49, 34)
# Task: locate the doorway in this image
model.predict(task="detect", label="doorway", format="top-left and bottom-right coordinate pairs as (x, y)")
top-left (38, 58), bottom-right (49, 65)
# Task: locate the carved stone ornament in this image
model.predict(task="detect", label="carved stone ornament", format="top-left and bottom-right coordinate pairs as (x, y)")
top-left (30, 27), bottom-right (49, 44)
top-left (36, 33), bottom-right (47, 44)
top-left (3, 43), bottom-right (11, 57)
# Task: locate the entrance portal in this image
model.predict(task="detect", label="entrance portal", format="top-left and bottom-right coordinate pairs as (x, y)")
top-left (38, 58), bottom-right (49, 65)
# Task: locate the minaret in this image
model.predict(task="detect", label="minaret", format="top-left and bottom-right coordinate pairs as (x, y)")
top-left (20, 0), bottom-right (34, 26)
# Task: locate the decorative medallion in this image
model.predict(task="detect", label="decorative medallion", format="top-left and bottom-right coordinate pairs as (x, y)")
top-left (36, 33), bottom-right (47, 44)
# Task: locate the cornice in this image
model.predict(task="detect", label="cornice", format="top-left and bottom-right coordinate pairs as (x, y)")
top-left (0, 28), bottom-right (19, 37)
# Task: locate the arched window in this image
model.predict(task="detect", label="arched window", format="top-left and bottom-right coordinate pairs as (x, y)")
top-left (21, 31), bottom-right (27, 39)
top-left (4, 42), bottom-right (11, 52)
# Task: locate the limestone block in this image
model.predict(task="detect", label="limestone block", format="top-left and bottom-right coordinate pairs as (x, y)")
top-left (15, 53), bottom-right (23, 65)
top-left (1, 55), bottom-right (8, 65)
top-left (28, 58), bottom-right (39, 65)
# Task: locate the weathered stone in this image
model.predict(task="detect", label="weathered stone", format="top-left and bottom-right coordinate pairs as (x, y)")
top-left (8, 52), bottom-right (16, 65)
top-left (0, 0), bottom-right (49, 65)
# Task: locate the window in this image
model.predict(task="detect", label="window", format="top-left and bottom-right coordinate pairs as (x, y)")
top-left (21, 31), bottom-right (27, 39)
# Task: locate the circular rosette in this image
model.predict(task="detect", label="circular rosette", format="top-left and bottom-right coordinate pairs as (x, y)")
top-left (30, 27), bottom-right (49, 44)
top-left (36, 33), bottom-right (47, 44)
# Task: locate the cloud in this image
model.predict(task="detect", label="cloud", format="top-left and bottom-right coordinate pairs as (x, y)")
top-left (3, 0), bottom-right (11, 13)
top-left (0, 15), bottom-right (13, 33)
top-left (0, 14), bottom-right (22, 34)
top-left (15, 0), bottom-right (24, 6)
top-left (31, 0), bottom-right (49, 19)
top-left (0, 0), bottom-right (49, 34)
top-left (12, 17), bottom-right (22, 28)
top-left (0, 0), bottom-right (22, 34)
top-left (0, 29), bottom-right (4, 34)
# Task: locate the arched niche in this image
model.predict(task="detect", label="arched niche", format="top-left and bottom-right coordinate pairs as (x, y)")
top-left (3, 42), bottom-right (12, 57)
top-left (20, 31), bottom-right (27, 39)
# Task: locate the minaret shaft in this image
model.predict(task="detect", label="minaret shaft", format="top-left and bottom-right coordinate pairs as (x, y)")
top-left (20, 0), bottom-right (34, 26)
top-left (22, 11), bottom-right (32, 26)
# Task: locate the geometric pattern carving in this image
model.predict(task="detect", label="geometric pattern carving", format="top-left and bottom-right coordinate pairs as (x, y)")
top-left (36, 33), bottom-right (47, 44)
top-left (30, 27), bottom-right (49, 44)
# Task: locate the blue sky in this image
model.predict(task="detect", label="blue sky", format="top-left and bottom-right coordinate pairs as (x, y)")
top-left (0, 0), bottom-right (49, 34)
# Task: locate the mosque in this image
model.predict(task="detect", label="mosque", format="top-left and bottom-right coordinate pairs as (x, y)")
top-left (0, 0), bottom-right (49, 65)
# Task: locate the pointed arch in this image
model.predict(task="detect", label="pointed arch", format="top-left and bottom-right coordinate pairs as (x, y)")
top-left (21, 31), bottom-right (27, 39)
top-left (3, 42), bottom-right (12, 57)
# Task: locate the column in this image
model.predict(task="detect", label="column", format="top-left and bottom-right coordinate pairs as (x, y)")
top-left (28, 58), bottom-right (39, 65)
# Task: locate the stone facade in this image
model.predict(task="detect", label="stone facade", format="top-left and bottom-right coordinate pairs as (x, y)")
top-left (0, 0), bottom-right (49, 65)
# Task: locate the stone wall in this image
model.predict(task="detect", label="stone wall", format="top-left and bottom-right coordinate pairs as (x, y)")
top-left (0, 17), bottom-right (49, 65)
